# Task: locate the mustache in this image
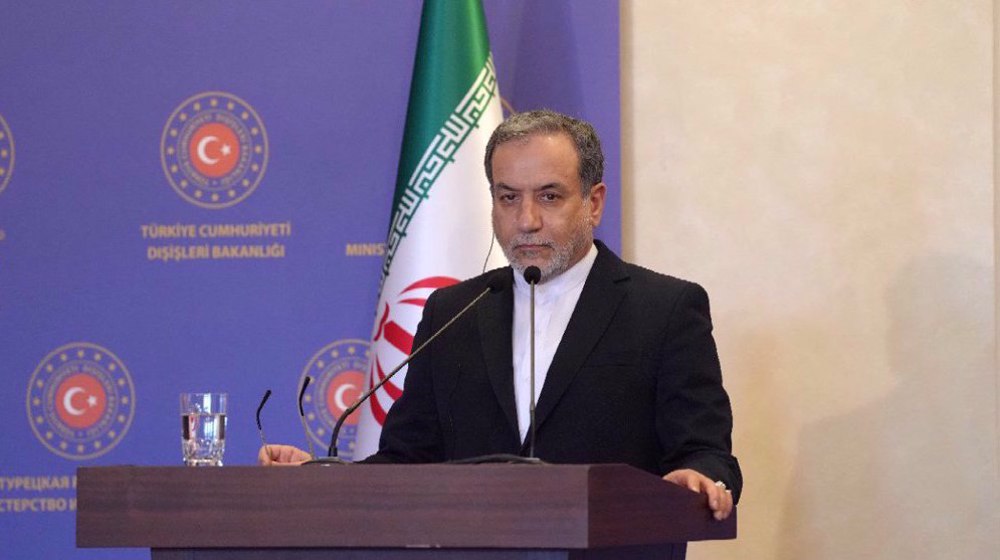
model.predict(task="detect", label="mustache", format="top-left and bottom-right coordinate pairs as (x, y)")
top-left (509, 236), bottom-right (554, 249)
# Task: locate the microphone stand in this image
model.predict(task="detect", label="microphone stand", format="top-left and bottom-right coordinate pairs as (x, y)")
top-left (528, 267), bottom-right (538, 458)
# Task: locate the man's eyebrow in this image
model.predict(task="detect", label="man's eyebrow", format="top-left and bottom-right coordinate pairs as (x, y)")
top-left (493, 182), bottom-right (566, 192)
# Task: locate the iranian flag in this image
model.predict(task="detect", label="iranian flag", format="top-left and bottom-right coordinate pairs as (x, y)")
top-left (353, 0), bottom-right (506, 459)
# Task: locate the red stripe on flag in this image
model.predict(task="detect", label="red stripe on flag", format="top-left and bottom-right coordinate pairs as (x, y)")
top-left (375, 355), bottom-right (403, 400)
top-left (384, 321), bottom-right (414, 355)
top-left (368, 365), bottom-right (387, 424)
top-left (373, 302), bottom-right (390, 341)
top-left (402, 276), bottom-right (457, 292)
top-left (371, 388), bottom-right (388, 425)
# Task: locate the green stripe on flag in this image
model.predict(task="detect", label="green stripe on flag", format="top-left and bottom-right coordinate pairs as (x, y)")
top-left (382, 0), bottom-right (496, 282)
top-left (394, 0), bottom-right (491, 201)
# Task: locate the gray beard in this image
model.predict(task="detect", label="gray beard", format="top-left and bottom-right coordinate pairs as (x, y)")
top-left (503, 238), bottom-right (573, 282)
top-left (500, 219), bottom-right (593, 283)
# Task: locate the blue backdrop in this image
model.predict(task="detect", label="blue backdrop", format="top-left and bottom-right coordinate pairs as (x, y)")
top-left (0, 2), bottom-right (620, 558)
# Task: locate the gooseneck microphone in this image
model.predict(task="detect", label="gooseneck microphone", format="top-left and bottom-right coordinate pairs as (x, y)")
top-left (523, 265), bottom-right (541, 459)
top-left (255, 389), bottom-right (272, 455)
top-left (450, 265), bottom-right (544, 466)
top-left (304, 272), bottom-right (505, 466)
top-left (298, 376), bottom-right (315, 460)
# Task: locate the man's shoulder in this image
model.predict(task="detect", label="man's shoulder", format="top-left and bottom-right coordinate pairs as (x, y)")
top-left (595, 241), bottom-right (703, 296)
top-left (606, 257), bottom-right (715, 325)
top-left (622, 260), bottom-right (701, 293)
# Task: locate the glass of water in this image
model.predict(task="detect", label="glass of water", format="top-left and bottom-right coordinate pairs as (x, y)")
top-left (180, 392), bottom-right (227, 466)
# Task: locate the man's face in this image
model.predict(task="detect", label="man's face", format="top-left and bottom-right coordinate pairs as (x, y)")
top-left (490, 133), bottom-right (606, 281)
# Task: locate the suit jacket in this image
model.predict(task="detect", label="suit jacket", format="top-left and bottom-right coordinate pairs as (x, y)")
top-left (367, 240), bottom-right (743, 501)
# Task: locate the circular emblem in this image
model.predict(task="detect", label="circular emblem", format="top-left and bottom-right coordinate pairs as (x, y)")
top-left (26, 342), bottom-right (136, 460)
top-left (368, 276), bottom-right (459, 425)
top-left (0, 112), bottom-right (14, 197)
top-left (160, 91), bottom-right (268, 209)
top-left (300, 339), bottom-right (370, 459)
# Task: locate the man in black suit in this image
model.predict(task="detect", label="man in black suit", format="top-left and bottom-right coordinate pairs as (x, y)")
top-left (261, 110), bottom-right (741, 520)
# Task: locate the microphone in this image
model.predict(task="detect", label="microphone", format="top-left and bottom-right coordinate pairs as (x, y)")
top-left (304, 272), bottom-right (506, 465)
top-left (450, 266), bottom-right (544, 466)
top-left (524, 266), bottom-right (541, 459)
top-left (523, 266), bottom-right (541, 284)
top-left (255, 389), bottom-right (272, 455)
top-left (298, 376), bottom-right (315, 460)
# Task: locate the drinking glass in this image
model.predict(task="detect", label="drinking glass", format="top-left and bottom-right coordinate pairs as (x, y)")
top-left (180, 392), bottom-right (227, 466)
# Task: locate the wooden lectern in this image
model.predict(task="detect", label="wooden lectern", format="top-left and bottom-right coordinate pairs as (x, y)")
top-left (77, 464), bottom-right (735, 560)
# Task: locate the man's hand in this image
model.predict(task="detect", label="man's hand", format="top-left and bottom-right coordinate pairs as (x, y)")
top-left (663, 469), bottom-right (734, 521)
top-left (258, 444), bottom-right (311, 466)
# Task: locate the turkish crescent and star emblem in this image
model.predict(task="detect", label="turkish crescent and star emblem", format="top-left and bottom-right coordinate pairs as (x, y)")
top-left (368, 276), bottom-right (460, 425)
top-left (26, 342), bottom-right (136, 460)
top-left (326, 370), bottom-right (366, 422)
top-left (190, 122), bottom-right (240, 178)
top-left (55, 373), bottom-right (107, 429)
top-left (160, 91), bottom-right (268, 209)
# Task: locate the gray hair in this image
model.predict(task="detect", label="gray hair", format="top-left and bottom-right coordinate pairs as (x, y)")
top-left (484, 109), bottom-right (604, 194)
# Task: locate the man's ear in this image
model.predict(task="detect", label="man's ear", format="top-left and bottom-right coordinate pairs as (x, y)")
top-left (587, 183), bottom-right (607, 227)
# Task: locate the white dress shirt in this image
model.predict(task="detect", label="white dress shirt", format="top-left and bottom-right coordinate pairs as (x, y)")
top-left (511, 243), bottom-right (599, 443)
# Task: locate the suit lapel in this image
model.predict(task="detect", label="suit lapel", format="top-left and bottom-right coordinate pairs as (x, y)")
top-left (477, 269), bottom-right (519, 436)
top-left (529, 243), bottom-right (629, 438)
